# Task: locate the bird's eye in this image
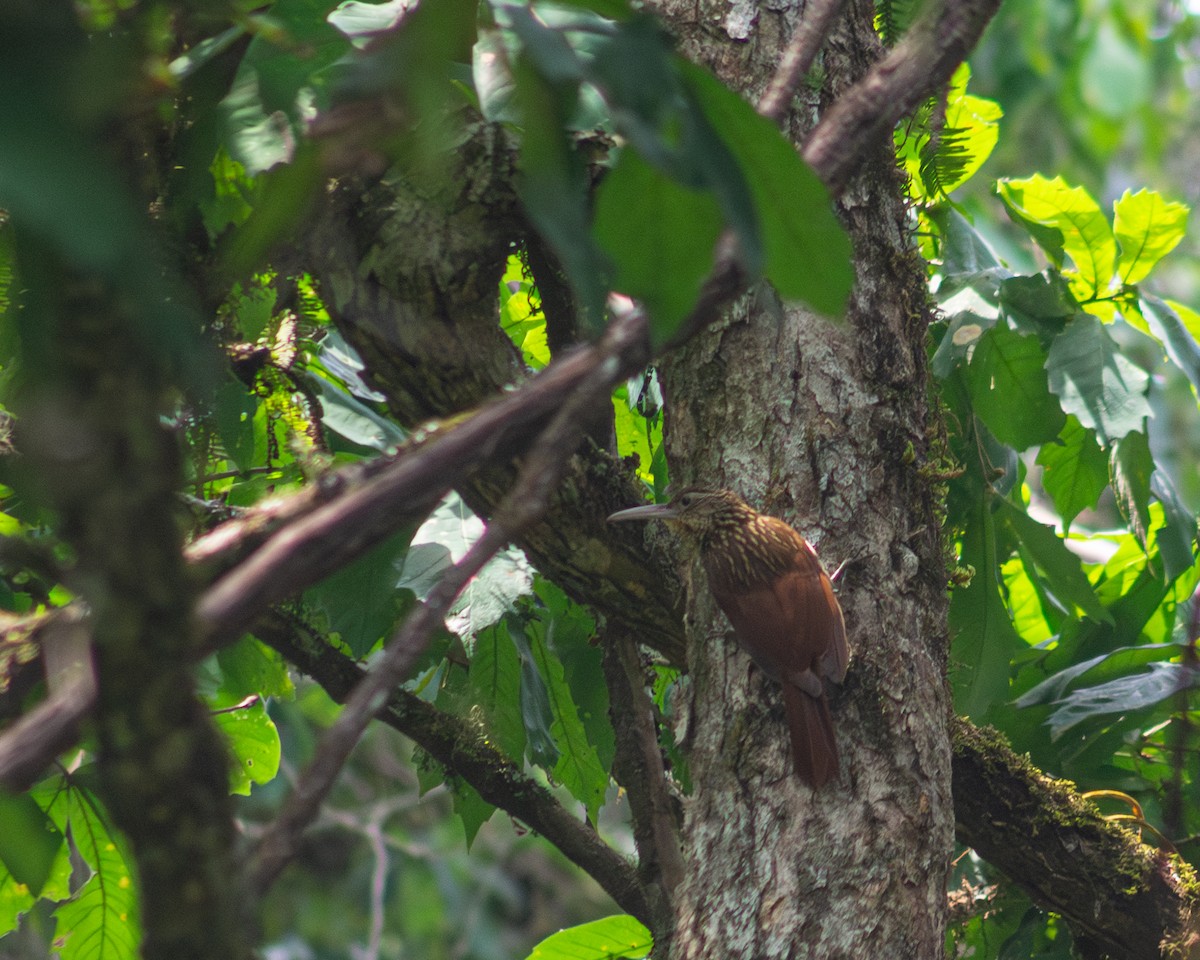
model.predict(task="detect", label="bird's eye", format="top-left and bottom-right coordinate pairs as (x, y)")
top-left (679, 494), bottom-right (693, 507)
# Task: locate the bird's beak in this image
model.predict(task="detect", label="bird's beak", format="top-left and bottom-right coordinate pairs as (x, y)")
top-left (607, 503), bottom-right (679, 523)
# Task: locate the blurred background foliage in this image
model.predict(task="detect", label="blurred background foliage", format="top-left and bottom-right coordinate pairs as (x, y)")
top-left (1, 0), bottom-right (1200, 958)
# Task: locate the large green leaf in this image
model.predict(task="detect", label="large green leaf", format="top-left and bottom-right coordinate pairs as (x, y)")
top-left (593, 147), bottom-right (724, 342)
top-left (211, 696), bottom-right (283, 796)
top-left (55, 788), bottom-right (140, 960)
top-left (1140, 293), bottom-right (1200, 399)
top-left (1045, 314), bottom-right (1150, 445)
top-left (1035, 416), bottom-right (1109, 531)
top-left (468, 623), bottom-right (528, 762)
top-left (997, 176), bottom-right (1116, 301)
top-left (526, 619), bottom-right (609, 822)
top-left (526, 915), bottom-right (653, 960)
top-left (0, 792), bottom-right (62, 897)
top-left (950, 490), bottom-right (1024, 719)
top-left (1113, 189), bottom-right (1188, 285)
top-left (1111, 431), bottom-right (1153, 547)
top-left (679, 61), bottom-right (853, 316)
top-left (965, 325), bottom-right (1065, 449)
top-left (1046, 661), bottom-right (1194, 740)
top-left (996, 501), bottom-right (1111, 625)
top-left (309, 530), bottom-right (416, 658)
top-left (514, 56), bottom-right (610, 330)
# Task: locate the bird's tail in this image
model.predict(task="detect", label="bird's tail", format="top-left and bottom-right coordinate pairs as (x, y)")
top-left (782, 682), bottom-right (840, 788)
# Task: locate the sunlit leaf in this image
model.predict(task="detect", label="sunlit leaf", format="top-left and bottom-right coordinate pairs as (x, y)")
top-left (997, 176), bottom-right (1116, 301)
top-left (1113, 189), bottom-right (1188, 285)
top-left (527, 914), bottom-right (653, 960)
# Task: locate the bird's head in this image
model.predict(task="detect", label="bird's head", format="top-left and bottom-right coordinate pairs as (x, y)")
top-left (607, 487), bottom-right (756, 537)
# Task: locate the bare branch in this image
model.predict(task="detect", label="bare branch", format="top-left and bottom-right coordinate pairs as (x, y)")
top-left (756, 0), bottom-right (851, 123)
top-left (246, 304), bottom-right (646, 895)
top-left (602, 627), bottom-right (685, 943)
top-left (251, 611), bottom-right (655, 926)
top-left (802, 0), bottom-right (1004, 191)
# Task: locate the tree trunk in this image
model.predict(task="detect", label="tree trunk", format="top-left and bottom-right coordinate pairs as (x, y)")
top-left (652, 1), bottom-right (954, 956)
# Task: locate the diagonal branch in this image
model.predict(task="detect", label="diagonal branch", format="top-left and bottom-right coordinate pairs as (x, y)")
top-left (246, 303), bottom-right (647, 896)
top-left (801, 0), bottom-right (1004, 190)
top-left (251, 612), bottom-right (654, 925)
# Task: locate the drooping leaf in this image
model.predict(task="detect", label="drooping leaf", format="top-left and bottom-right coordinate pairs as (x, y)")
top-left (1044, 313), bottom-right (1150, 445)
top-left (526, 914), bottom-right (653, 960)
top-left (526, 619), bottom-right (609, 821)
top-left (951, 489), bottom-right (1025, 719)
top-left (996, 501), bottom-right (1111, 624)
top-left (965, 325), bottom-right (1065, 449)
top-left (1113, 189), bottom-right (1188, 286)
top-left (1140, 294), bottom-right (1200, 399)
top-left (309, 530), bottom-right (416, 658)
top-left (469, 622), bottom-right (527, 762)
top-left (1111, 431), bottom-right (1153, 548)
top-left (1036, 416), bottom-right (1109, 531)
top-left (210, 696), bottom-right (283, 796)
top-left (450, 779), bottom-right (495, 849)
top-left (1016, 642), bottom-right (1181, 709)
top-left (0, 792), bottom-right (63, 897)
top-left (508, 617), bottom-right (559, 768)
top-left (593, 146), bottom-right (723, 342)
top-left (1149, 470), bottom-right (1197, 583)
top-left (217, 635), bottom-right (295, 702)
top-left (679, 61), bottom-right (853, 317)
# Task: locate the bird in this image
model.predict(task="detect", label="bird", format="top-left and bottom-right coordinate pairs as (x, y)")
top-left (608, 487), bottom-right (849, 787)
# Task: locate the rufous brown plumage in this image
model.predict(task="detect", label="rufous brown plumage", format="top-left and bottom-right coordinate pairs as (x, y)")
top-left (609, 487), bottom-right (849, 787)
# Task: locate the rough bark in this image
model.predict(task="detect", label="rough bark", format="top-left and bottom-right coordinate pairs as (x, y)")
top-left (305, 135), bottom-right (688, 665)
top-left (651, 1), bottom-right (953, 956)
top-left (953, 720), bottom-right (1200, 960)
top-left (13, 248), bottom-right (244, 960)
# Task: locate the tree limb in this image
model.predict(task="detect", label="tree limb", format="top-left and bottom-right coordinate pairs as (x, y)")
top-left (802, 0), bottom-right (1004, 190)
top-left (951, 718), bottom-right (1200, 960)
top-left (252, 611), bottom-right (655, 926)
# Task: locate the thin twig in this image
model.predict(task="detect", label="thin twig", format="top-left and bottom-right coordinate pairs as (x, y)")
top-left (246, 304), bottom-right (645, 896)
top-left (756, 0), bottom-right (850, 123)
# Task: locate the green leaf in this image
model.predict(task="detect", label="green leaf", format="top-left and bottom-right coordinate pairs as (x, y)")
top-left (468, 623), bottom-right (528, 762)
top-left (593, 147), bottom-right (723, 343)
top-left (1113, 189), bottom-right (1188, 285)
top-left (1140, 294), bottom-right (1200, 399)
top-left (1044, 314), bottom-right (1150, 445)
top-left (309, 530), bottom-right (415, 658)
top-left (1111, 431), bottom-right (1153, 548)
top-left (514, 56), bottom-right (609, 330)
top-left (450, 779), bottom-right (495, 849)
top-left (534, 578), bottom-right (615, 773)
top-left (508, 618), bottom-right (559, 767)
top-left (995, 501), bottom-right (1111, 624)
top-left (0, 792), bottom-right (63, 896)
top-left (1046, 661), bottom-right (1192, 740)
top-left (1149, 470), bottom-right (1197, 583)
top-left (679, 61), bottom-right (853, 316)
top-left (1016, 642), bottom-right (1180, 709)
top-left (965, 326), bottom-right (1065, 449)
top-left (997, 176), bottom-right (1116, 301)
top-left (526, 619), bottom-right (609, 821)
top-left (950, 490), bottom-right (1024, 719)
top-left (527, 915), bottom-right (653, 960)
top-left (218, 635), bottom-right (295, 702)
top-left (211, 697), bottom-right (283, 796)
top-left (998, 272), bottom-right (1078, 323)
top-left (302, 370), bottom-right (405, 452)
top-left (55, 789), bottom-right (141, 960)
top-left (1036, 416), bottom-right (1109, 531)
